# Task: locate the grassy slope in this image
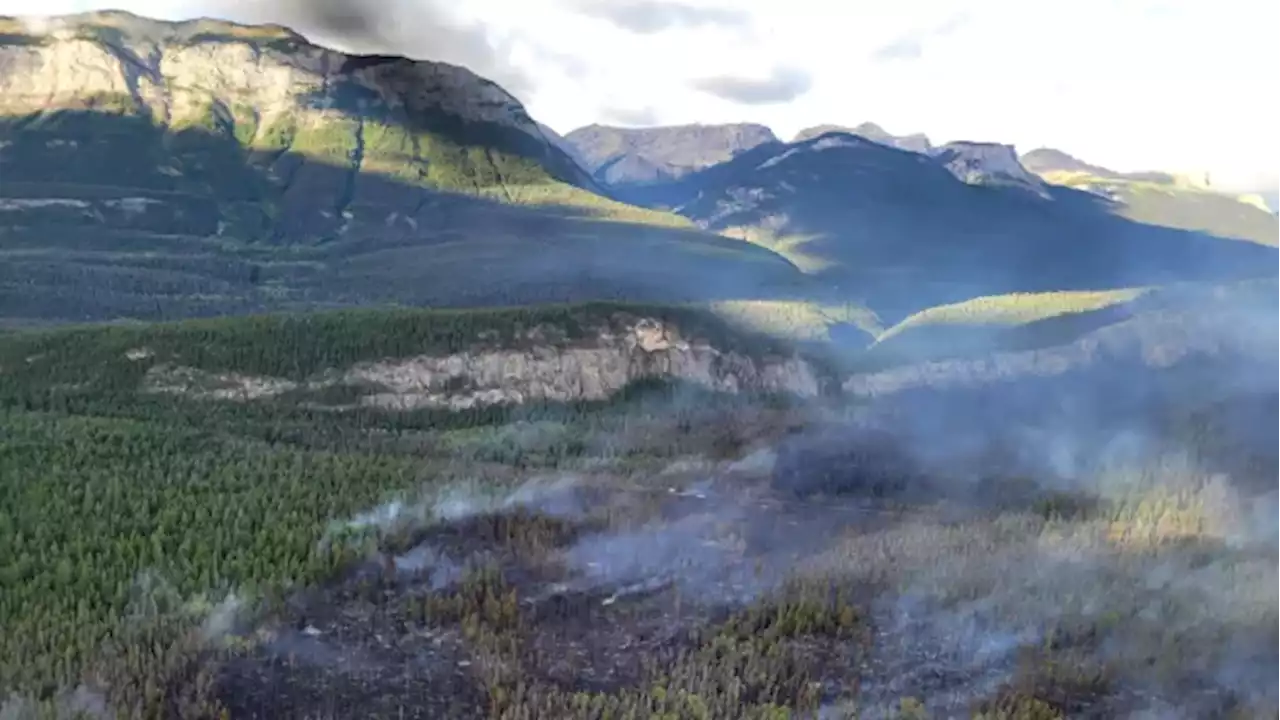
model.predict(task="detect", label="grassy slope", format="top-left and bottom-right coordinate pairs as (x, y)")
top-left (861, 278), bottom-right (1276, 369)
top-left (1036, 170), bottom-right (1279, 247)
top-left (856, 288), bottom-right (1149, 371)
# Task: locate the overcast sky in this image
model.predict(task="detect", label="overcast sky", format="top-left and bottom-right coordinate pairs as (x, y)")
top-left (6, 0), bottom-right (1277, 190)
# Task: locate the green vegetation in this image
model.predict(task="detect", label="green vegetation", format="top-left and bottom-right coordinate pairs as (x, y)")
top-left (0, 303), bottom-right (837, 717)
top-left (1039, 170), bottom-right (1279, 247)
top-left (864, 287), bottom-right (1148, 364)
top-left (0, 100), bottom-right (793, 324)
top-left (0, 410), bottom-right (417, 693)
top-left (0, 301), bottom-right (811, 393)
top-left (875, 288), bottom-right (1148, 344)
top-left (707, 299), bottom-right (881, 343)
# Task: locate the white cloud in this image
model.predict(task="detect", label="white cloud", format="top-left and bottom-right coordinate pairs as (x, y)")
top-left (3, 0), bottom-right (1275, 189)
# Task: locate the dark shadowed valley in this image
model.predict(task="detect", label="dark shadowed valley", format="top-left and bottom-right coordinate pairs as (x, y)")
top-left (0, 6), bottom-right (1276, 720)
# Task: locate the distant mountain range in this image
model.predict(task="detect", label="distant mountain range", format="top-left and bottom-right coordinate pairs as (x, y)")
top-left (1019, 147), bottom-right (1176, 184)
top-left (792, 122), bottom-right (933, 154)
top-left (0, 10), bottom-right (1274, 331)
top-left (563, 122), bottom-right (778, 186)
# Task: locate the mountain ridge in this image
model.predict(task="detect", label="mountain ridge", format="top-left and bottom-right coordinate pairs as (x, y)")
top-left (0, 11), bottom-right (823, 324)
top-left (561, 122), bottom-right (779, 187)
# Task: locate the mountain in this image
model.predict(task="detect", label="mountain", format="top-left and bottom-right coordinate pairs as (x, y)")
top-left (1, 14), bottom-right (1276, 720)
top-left (1020, 147), bottom-right (1175, 184)
top-left (1022, 148), bottom-right (1279, 245)
top-left (0, 12), bottom-right (811, 324)
top-left (562, 122), bottom-right (778, 187)
top-left (640, 131), bottom-right (1277, 321)
top-left (793, 121), bottom-right (933, 154)
top-left (930, 141), bottom-right (1048, 196)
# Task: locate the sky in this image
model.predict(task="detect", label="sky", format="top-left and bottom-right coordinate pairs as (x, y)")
top-left (5, 0), bottom-right (1277, 191)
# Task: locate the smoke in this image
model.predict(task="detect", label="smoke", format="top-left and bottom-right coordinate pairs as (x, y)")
top-left (198, 593), bottom-right (244, 641)
top-left (0, 685), bottom-right (112, 720)
top-left (324, 472), bottom-right (590, 550)
top-left (239, 280), bottom-right (1276, 715)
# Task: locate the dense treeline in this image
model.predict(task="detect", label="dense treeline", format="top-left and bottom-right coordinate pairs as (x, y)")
top-left (0, 302), bottom-right (813, 391)
top-left (0, 410), bottom-right (421, 693)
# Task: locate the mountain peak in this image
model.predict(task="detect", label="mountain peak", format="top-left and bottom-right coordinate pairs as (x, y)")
top-left (562, 122), bottom-right (779, 186)
top-left (932, 141), bottom-right (1047, 196)
top-left (792, 122), bottom-right (932, 154)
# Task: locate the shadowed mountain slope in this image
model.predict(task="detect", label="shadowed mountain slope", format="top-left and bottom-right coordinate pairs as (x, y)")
top-left (636, 132), bottom-right (1278, 321)
top-left (1021, 148), bottom-right (1278, 245)
top-left (0, 12), bottom-right (817, 324)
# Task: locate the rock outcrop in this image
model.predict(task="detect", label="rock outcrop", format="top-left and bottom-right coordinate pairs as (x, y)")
top-left (930, 141), bottom-right (1048, 196)
top-left (142, 316), bottom-right (823, 410)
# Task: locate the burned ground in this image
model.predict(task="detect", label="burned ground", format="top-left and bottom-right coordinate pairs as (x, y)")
top-left (212, 469), bottom-right (878, 719)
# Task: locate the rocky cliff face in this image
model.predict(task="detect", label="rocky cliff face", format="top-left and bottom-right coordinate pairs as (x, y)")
top-left (142, 315), bottom-right (823, 410)
top-left (0, 11), bottom-right (593, 201)
top-left (930, 141), bottom-right (1048, 196)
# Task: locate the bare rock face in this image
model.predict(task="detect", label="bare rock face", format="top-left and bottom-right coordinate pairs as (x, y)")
top-left (142, 316), bottom-right (822, 410)
top-left (0, 12), bottom-right (535, 135)
top-left (930, 141), bottom-right (1048, 197)
top-left (345, 317), bottom-right (820, 410)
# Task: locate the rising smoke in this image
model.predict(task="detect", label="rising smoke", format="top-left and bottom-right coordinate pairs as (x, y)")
top-left (140, 281), bottom-right (1280, 716)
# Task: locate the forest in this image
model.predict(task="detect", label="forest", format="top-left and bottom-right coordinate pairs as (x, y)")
top-left (0, 302), bottom-right (1275, 719)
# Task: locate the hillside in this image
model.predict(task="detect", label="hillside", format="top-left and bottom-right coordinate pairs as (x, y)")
top-left (1020, 147), bottom-right (1175, 184)
top-left (0, 12), bottom-right (813, 324)
top-left (861, 277), bottom-right (1276, 369)
top-left (1021, 148), bottom-right (1278, 245)
top-left (561, 122), bottom-right (778, 187)
top-left (643, 131), bottom-right (1277, 321)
